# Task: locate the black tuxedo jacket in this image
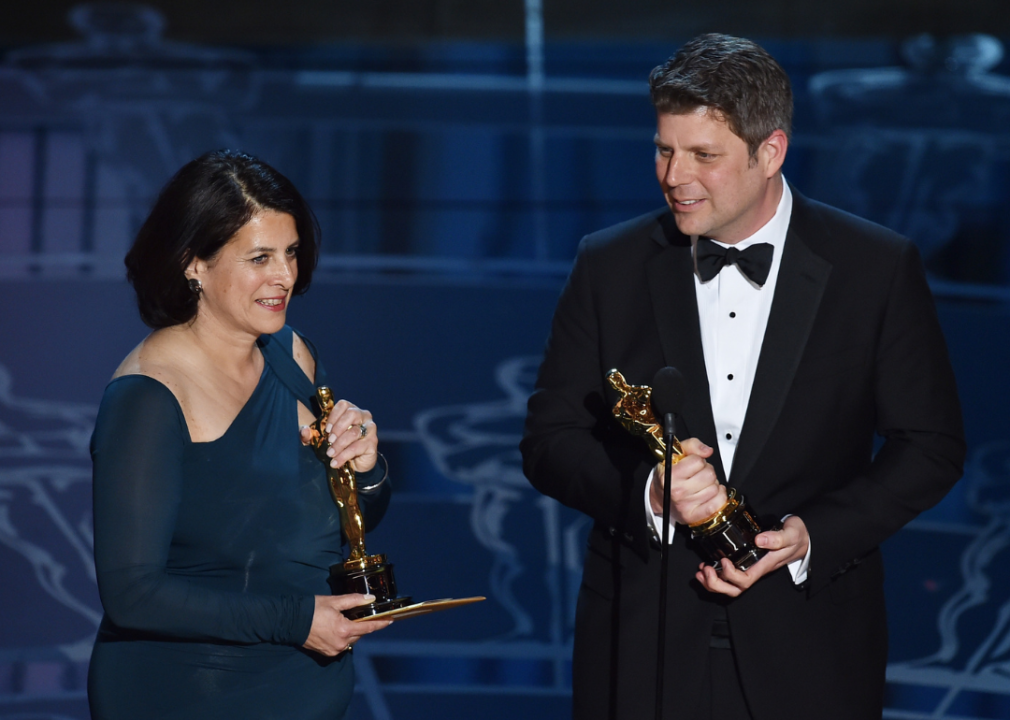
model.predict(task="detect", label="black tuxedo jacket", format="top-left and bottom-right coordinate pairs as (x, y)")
top-left (521, 190), bottom-right (965, 720)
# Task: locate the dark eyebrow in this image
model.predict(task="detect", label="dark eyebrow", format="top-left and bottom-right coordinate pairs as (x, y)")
top-left (247, 238), bottom-right (300, 255)
top-left (653, 135), bottom-right (721, 154)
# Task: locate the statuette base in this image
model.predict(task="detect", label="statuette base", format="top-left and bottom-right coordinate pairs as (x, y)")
top-left (688, 492), bottom-right (771, 571)
top-left (329, 554), bottom-right (413, 620)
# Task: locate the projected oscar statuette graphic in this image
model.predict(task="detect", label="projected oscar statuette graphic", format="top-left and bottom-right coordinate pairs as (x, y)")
top-left (607, 369), bottom-right (771, 571)
top-left (305, 387), bottom-right (484, 621)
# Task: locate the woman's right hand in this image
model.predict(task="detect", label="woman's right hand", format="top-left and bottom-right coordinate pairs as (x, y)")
top-left (303, 594), bottom-right (393, 656)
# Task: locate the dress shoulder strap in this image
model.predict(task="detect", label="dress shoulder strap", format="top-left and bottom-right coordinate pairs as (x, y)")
top-left (257, 326), bottom-right (318, 411)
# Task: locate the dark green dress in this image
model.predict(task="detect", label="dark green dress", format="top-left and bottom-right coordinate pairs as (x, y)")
top-left (88, 326), bottom-right (389, 719)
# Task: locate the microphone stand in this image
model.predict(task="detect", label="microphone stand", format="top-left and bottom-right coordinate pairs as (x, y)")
top-left (655, 411), bottom-right (676, 720)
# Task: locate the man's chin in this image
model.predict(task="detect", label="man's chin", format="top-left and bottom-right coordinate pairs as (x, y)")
top-left (671, 214), bottom-right (708, 239)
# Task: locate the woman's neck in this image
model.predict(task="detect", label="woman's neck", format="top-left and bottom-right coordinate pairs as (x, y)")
top-left (163, 316), bottom-right (263, 383)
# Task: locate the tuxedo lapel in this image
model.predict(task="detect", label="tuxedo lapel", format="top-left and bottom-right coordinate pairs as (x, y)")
top-left (730, 216), bottom-right (832, 489)
top-left (646, 216), bottom-right (726, 481)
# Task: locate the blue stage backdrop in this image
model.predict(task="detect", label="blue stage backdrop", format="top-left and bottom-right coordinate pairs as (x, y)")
top-left (2, 7), bottom-right (1010, 719)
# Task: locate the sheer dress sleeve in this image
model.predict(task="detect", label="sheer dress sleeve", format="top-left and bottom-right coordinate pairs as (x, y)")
top-left (91, 375), bottom-right (314, 645)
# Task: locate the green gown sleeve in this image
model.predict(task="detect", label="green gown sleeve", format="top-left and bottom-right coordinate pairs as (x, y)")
top-left (91, 375), bottom-right (315, 645)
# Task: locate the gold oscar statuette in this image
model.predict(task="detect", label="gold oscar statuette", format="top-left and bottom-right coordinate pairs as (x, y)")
top-left (305, 387), bottom-right (484, 621)
top-left (606, 369), bottom-right (770, 571)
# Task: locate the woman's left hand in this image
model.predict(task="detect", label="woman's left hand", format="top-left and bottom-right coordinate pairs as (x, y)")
top-left (300, 399), bottom-right (378, 473)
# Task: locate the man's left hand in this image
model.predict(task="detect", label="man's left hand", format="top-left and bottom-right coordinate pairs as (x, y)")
top-left (695, 515), bottom-right (809, 597)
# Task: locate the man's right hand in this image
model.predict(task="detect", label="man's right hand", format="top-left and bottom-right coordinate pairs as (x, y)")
top-left (650, 438), bottom-right (727, 525)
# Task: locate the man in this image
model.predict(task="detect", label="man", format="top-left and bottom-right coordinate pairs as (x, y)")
top-left (520, 34), bottom-right (965, 720)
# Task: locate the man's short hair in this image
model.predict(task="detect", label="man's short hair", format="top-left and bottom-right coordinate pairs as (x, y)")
top-left (649, 33), bottom-right (793, 156)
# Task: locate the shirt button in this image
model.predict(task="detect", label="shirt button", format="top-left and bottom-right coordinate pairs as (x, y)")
top-left (726, 433), bottom-right (733, 440)
top-left (727, 374), bottom-right (734, 380)
top-left (729, 312), bottom-right (736, 318)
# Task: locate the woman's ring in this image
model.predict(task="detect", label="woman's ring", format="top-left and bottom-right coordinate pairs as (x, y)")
top-left (359, 423), bottom-right (368, 438)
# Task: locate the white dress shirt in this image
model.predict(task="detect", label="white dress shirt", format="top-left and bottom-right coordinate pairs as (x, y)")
top-left (645, 181), bottom-right (810, 583)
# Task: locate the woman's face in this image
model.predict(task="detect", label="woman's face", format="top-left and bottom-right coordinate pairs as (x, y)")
top-left (186, 210), bottom-right (300, 338)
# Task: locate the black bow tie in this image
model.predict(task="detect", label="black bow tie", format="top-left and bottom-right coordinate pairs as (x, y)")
top-left (695, 238), bottom-right (774, 286)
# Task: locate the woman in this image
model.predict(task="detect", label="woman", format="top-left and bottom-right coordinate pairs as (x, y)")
top-left (89, 150), bottom-right (392, 719)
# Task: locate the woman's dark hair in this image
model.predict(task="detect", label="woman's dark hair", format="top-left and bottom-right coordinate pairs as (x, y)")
top-left (649, 34), bottom-right (793, 157)
top-left (124, 150), bottom-right (320, 329)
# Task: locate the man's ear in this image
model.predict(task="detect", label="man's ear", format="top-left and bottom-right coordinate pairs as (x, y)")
top-left (759, 129), bottom-right (789, 178)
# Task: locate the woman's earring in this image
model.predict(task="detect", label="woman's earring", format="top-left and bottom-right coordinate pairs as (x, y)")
top-left (188, 278), bottom-right (203, 294)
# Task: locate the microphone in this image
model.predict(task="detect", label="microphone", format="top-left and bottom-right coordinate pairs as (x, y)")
top-left (649, 366), bottom-right (685, 720)
top-left (651, 366), bottom-right (685, 442)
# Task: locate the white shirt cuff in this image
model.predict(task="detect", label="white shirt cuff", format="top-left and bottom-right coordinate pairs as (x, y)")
top-left (645, 465), bottom-right (677, 544)
top-left (783, 514), bottom-right (810, 585)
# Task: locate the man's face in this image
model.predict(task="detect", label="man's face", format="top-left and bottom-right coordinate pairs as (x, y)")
top-left (654, 108), bottom-right (787, 244)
